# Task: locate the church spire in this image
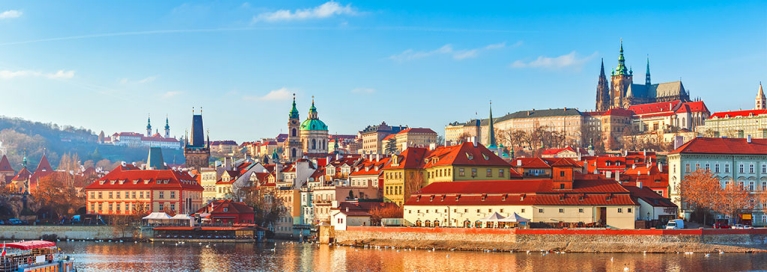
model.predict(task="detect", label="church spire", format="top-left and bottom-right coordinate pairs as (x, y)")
top-left (645, 55), bottom-right (651, 86)
top-left (146, 114), bottom-right (152, 137)
top-left (757, 82), bottom-right (766, 110)
top-left (308, 96), bottom-right (318, 119)
top-left (164, 115), bottom-right (170, 138)
top-left (289, 93), bottom-right (299, 119)
top-left (487, 101), bottom-right (497, 149)
top-left (615, 39), bottom-right (628, 76)
top-left (595, 58), bottom-right (611, 111)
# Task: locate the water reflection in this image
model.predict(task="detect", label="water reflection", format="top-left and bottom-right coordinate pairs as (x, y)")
top-left (57, 241), bottom-right (767, 272)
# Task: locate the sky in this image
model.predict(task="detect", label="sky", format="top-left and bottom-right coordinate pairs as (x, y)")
top-left (0, 1), bottom-right (765, 143)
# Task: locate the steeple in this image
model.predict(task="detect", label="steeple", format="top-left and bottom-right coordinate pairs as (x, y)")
top-left (645, 56), bottom-right (651, 86)
top-left (487, 101), bottom-right (497, 149)
top-left (595, 58), bottom-right (611, 111)
top-left (615, 39), bottom-right (629, 76)
top-left (289, 93), bottom-right (299, 119)
top-left (308, 96), bottom-right (318, 119)
top-left (333, 135), bottom-right (340, 155)
top-left (146, 114), bottom-right (152, 137)
top-left (757, 82), bottom-right (766, 110)
top-left (164, 115), bottom-right (170, 138)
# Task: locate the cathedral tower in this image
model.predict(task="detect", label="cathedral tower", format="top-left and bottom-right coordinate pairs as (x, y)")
top-left (146, 114), bottom-right (152, 137)
top-left (184, 108), bottom-right (210, 170)
top-left (595, 59), bottom-right (611, 111)
top-left (286, 94), bottom-right (303, 162)
top-left (610, 40), bottom-right (633, 109)
top-left (164, 115), bottom-right (171, 138)
top-left (757, 82), bottom-right (766, 110)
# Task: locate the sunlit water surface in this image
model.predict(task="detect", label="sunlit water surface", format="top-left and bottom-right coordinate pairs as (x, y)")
top-left (56, 241), bottom-right (767, 272)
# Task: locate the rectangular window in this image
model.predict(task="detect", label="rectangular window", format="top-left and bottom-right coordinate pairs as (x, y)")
top-left (116, 203), bottom-right (121, 212)
top-left (685, 164), bottom-right (690, 173)
top-left (486, 169), bottom-right (492, 177)
top-left (90, 192), bottom-right (94, 199)
top-left (538, 209), bottom-right (544, 213)
top-left (673, 164), bottom-right (676, 173)
top-left (159, 203), bottom-right (164, 211)
top-left (749, 182), bottom-right (755, 191)
top-left (108, 203), bottom-right (113, 211)
top-left (131, 192), bottom-right (136, 199)
top-left (618, 208), bottom-right (623, 213)
top-left (763, 164), bottom-right (767, 174)
top-left (500, 209), bottom-right (504, 213)
top-left (170, 204), bottom-right (176, 211)
top-left (705, 164), bottom-right (710, 172)
top-left (715, 164), bottom-right (720, 173)
top-left (98, 203), bottom-right (102, 211)
top-left (108, 192), bottom-right (113, 199)
top-left (90, 203), bottom-right (95, 212)
top-left (159, 191), bottom-right (164, 199)
top-left (98, 192), bottom-right (102, 199)
top-left (763, 182), bottom-right (767, 191)
top-left (628, 208), bottom-right (632, 213)
top-left (740, 164), bottom-right (745, 174)
top-left (471, 168), bottom-right (477, 177)
top-left (578, 208), bottom-right (584, 213)
top-left (116, 192), bottom-right (121, 199)
top-left (521, 209), bottom-right (525, 213)
top-left (750, 164), bottom-right (755, 174)
top-left (140, 192), bottom-right (144, 199)
top-left (725, 164), bottom-right (730, 173)
top-left (499, 169), bottom-right (504, 177)
top-left (558, 208), bottom-right (564, 213)
top-left (170, 191), bottom-right (176, 199)
top-left (459, 168), bottom-right (465, 177)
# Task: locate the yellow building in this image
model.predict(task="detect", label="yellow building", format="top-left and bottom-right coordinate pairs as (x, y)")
top-left (394, 128), bottom-right (438, 152)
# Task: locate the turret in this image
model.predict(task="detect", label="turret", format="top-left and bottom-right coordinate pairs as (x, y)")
top-left (645, 56), bottom-right (651, 86)
top-left (164, 115), bottom-right (171, 138)
top-left (615, 40), bottom-right (629, 76)
top-left (146, 114), bottom-right (152, 137)
top-left (757, 82), bottom-right (766, 110)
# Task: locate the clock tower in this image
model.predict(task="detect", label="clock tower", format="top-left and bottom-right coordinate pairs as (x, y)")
top-left (285, 94), bottom-right (303, 162)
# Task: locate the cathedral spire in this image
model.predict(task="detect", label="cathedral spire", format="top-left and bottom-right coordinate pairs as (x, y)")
top-left (146, 114), bottom-right (152, 137)
top-left (757, 82), bottom-right (766, 110)
top-left (596, 58), bottom-right (611, 111)
top-left (488, 100), bottom-right (497, 149)
top-left (164, 115), bottom-right (171, 138)
top-left (645, 55), bottom-right (651, 86)
top-left (615, 39), bottom-right (628, 76)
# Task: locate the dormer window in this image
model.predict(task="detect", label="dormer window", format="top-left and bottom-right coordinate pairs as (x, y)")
top-left (455, 194), bottom-right (461, 201)
top-left (110, 180), bottom-right (116, 185)
top-left (559, 194), bottom-right (565, 201)
top-left (132, 180), bottom-right (139, 184)
top-left (482, 153), bottom-right (489, 160)
top-left (119, 180), bottom-right (125, 185)
top-left (99, 180), bottom-right (105, 185)
top-left (465, 152), bottom-right (473, 160)
top-left (481, 194), bottom-right (487, 201)
top-left (429, 195), bottom-right (434, 202)
top-left (144, 179), bottom-right (151, 184)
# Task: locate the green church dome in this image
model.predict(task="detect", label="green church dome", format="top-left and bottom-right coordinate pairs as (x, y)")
top-left (300, 119), bottom-right (328, 131)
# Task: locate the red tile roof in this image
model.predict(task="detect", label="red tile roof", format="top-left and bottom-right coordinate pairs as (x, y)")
top-left (710, 109), bottom-right (767, 119)
top-left (85, 166), bottom-right (202, 191)
top-left (35, 155), bottom-right (53, 173)
top-left (511, 158), bottom-right (550, 169)
top-left (383, 147), bottom-right (428, 170)
top-left (628, 100), bottom-right (682, 115)
top-left (670, 137), bottom-right (767, 155)
top-left (0, 155), bottom-right (13, 172)
top-left (675, 101), bottom-right (709, 114)
top-left (196, 199), bottom-right (254, 214)
top-left (423, 142), bottom-right (510, 168)
top-left (623, 186), bottom-right (676, 208)
top-left (12, 167), bottom-right (31, 181)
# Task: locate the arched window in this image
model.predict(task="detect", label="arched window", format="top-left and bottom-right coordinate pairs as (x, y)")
top-left (291, 148), bottom-right (297, 158)
top-left (312, 139), bottom-right (317, 149)
top-left (291, 128), bottom-right (297, 137)
top-left (424, 220), bottom-right (431, 227)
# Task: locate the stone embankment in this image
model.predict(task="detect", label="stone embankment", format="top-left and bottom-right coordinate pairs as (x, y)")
top-left (333, 227), bottom-right (767, 253)
top-left (0, 225), bottom-right (132, 240)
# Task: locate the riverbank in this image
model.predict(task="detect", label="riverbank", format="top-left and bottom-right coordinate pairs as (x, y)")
top-left (333, 227), bottom-right (767, 253)
top-left (0, 225), bottom-right (133, 240)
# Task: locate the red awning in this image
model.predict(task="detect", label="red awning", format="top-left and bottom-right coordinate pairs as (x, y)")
top-left (5, 241), bottom-right (56, 250)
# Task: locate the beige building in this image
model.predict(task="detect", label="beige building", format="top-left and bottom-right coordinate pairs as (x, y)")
top-left (199, 167), bottom-right (218, 203)
top-left (394, 128), bottom-right (438, 152)
top-left (359, 122), bottom-right (407, 154)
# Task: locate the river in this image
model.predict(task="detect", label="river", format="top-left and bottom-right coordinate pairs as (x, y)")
top-left (56, 241), bottom-right (767, 272)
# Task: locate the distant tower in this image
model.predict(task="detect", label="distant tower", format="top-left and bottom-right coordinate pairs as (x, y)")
top-left (757, 82), bottom-right (766, 110)
top-left (146, 114), bottom-right (152, 137)
top-left (595, 59), bottom-right (611, 111)
top-left (164, 115), bottom-right (171, 138)
top-left (300, 96), bottom-right (329, 156)
top-left (184, 108), bottom-right (210, 170)
top-left (487, 101), bottom-right (497, 149)
top-left (285, 94), bottom-right (303, 162)
top-left (610, 40), bottom-right (633, 109)
top-left (645, 56), bottom-right (651, 86)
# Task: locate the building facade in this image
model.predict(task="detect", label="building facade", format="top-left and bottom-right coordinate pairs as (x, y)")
top-left (184, 110), bottom-right (210, 170)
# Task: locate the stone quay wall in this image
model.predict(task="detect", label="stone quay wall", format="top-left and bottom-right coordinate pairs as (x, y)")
top-left (334, 227), bottom-right (767, 253)
top-left (0, 225), bottom-right (132, 240)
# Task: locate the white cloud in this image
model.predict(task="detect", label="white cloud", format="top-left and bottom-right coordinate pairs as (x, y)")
top-left (253, 1), bottom-right (357, 23)
top-left (161, 91), bottom-right (182, 99)
top-left (249, 87), bottom-right (293, 101)
top-left (511, 51), bottom-right (598, 70)
top-left (351, 88), bottom-right (375, 94)
top-left (46, 70), bottom-right (75, 79)
top-left (0, 10), bottom-right (22, 19)
top-left (0, 69), bottom-right (74, 79)
top-left (389, 42), bottom-right (508, 62)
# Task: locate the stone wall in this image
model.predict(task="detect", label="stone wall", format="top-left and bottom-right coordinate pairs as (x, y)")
top-left (334, 227), bottom-right (767, 253)
top-left (0, 225), bottom-right (132, 240)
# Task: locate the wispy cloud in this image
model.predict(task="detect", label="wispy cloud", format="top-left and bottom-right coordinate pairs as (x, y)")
top-left (253, 1), bottom-right (358, 23)
top-left (161, 91), bottom-right (182, 99)
top-left (0, 69), bottom-right (75, 79)
top-left (0, 10), bottom-right (22, 19)
top-left (511, 51), bottom-right (597, 70)
top-left (119, 76), bottom-right (158, 84)
top-left (246, 87), bottom-right (294, 101)
top-left (351, 88), bottom-right (375, 94)
top-left (389, 42), bottom-right (510, 62)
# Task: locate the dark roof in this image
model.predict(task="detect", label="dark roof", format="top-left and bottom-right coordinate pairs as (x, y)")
top-left (189, 114), bottom-right (205, 148)
top-left (35, 155), bottom-right (53, 173)
top-left (0, 155), bottom-right (13, 172)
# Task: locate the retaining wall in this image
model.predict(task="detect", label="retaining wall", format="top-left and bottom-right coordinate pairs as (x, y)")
top-left (334, 227), bottom-right (767, 252)
top-left (0, 225), bottom-right (132, 240)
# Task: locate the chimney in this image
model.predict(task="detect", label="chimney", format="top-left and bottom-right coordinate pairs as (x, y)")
top-left (658, 162), bottom-right (663, 172)
top-left (376, 153), bottom-right (380, 162)
top-left (637, 182), bottom-right (643, 189)
top-left (336, 153), bottom-right (340, 161)
top-left (516, 160), bottom-right (522, 167)
top-left (606, 171), bottom-right (612, 179)
top-left (429, 143), bottom-right (436, 151)
top-left (472, 136), bottom-right (477, 147)
top-left (615, 171), bottom-right (620, 182)
top-left (747, 135), bottom-right (752, 143)
top-left (401, 142), bottom-right (408, 152)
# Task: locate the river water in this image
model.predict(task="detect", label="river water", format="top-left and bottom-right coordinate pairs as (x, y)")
top-left (56, 241), bottom-right (767, 272)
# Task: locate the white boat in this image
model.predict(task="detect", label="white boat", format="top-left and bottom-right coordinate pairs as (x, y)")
top-left (0, 241), bottom-right (75, 272)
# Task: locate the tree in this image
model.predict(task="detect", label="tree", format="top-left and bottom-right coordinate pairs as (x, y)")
top-left (33, 172), bottom-right (84, 218)
top-left (716, 181), bottom-right (755, 223)
top-left (404, 170), bottom-right (426, 203)
top-left (369, 204), bottom-right (403, 225)
top-left (385, 138), bottom-right (398, 155)
top-left (679, 169), bottom-right (721, 225)
top-left (243, 189), bottom-right (285, 228)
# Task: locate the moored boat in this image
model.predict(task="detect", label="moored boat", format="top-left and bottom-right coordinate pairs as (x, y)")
top-left (0, 241), bottom-right (75, 272)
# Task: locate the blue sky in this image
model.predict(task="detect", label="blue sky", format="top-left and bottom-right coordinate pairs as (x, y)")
top-left (0, 1), bottom-right (765, 143)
